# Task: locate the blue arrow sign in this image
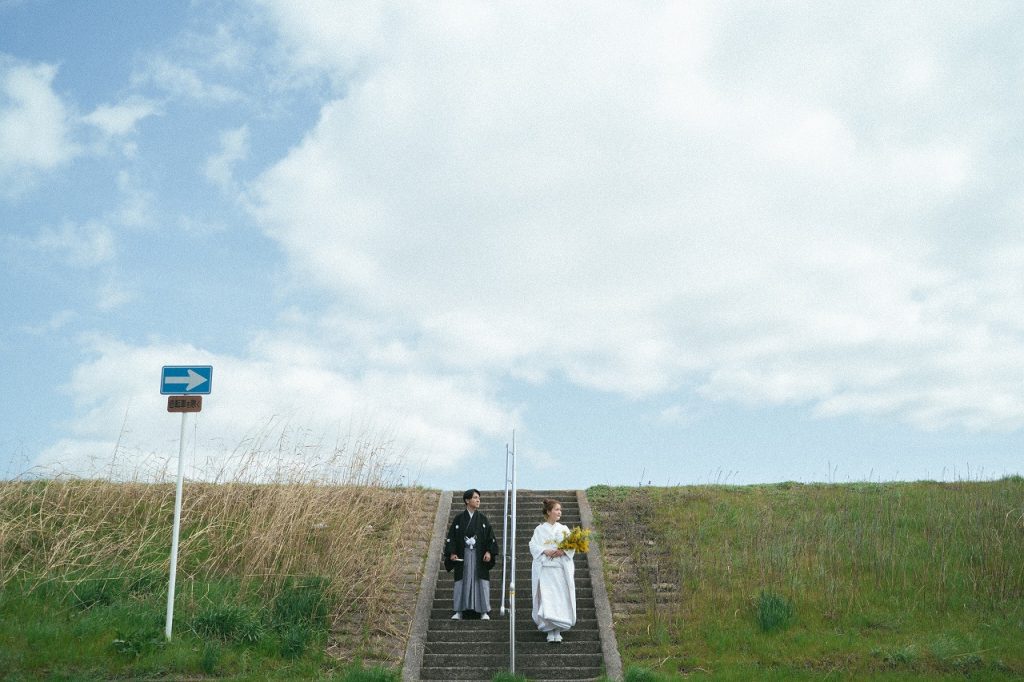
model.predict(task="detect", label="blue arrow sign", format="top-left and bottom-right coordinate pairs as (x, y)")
top-left (161, 365), bottom-right (213, 395)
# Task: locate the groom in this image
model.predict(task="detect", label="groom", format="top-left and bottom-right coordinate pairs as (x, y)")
top-left (444, 488), bottom-right (498, 620)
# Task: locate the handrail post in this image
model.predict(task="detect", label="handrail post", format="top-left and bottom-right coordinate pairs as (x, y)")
top-left (500, 444), bottom-right (510, 616)
top-left (509, 431), bottom-right (517, 674)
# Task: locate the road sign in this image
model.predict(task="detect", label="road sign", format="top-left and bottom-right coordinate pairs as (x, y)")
top-left (160, 365), bottom-right (212, 395)
top-left (167, 396), bottom-right (202, 412)
top-left (162, 363), bottom-right (212, 640)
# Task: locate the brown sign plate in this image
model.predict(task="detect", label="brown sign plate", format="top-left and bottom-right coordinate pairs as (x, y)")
top-left (167, 396), bottom-right (203, 413)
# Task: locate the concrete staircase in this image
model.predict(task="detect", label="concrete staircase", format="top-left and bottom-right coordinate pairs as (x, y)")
top-left (413, 490), bottom-right (608, 681)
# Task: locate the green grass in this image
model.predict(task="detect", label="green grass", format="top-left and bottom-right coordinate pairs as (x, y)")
top-left (589, 478), bottom-right (1024, 679)
top-left (0, 582), bottom-right (402, 680)
top-left (5, 473), bottom-right (1022, 680)
top-left (0, 570), bottom-right (392, 679)
top-left (0, 472), bottom-right (432, 679)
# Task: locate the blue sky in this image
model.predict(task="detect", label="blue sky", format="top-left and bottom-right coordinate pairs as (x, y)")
top-left (2, 1), bottom-right (1022, 491)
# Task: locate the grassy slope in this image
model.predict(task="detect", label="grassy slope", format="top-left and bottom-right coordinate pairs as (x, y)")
top-left (4, 477), bottom-right (1022, 680)
top-left (0, 479), bottom-right (434, 680)
top-left (589, 479), bottom-right (1024, 680)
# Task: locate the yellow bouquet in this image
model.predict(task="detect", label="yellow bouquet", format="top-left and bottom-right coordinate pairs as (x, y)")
top-left (557, 526), bottom-right (591, 553)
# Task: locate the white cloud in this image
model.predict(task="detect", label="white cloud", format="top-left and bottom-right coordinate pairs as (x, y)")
top-left (34, 332), bottom-right (512, 479)
top-left (657, 404), bottom-right (697, 427)
top-left (134, 56), bottom-right (243, 104)
top-left (205, 125), bottom-right (250, 192)
top-left (32, 220), bottom-right (116, 267)
top-left (0, 56), bottom-right (77, 188)
top-left (111, 171), bottom-right (155, 228)
top-left (83, 96), bottom-right (160, 137)
top-left (243, 2), bottom-right (1024, 435)
top-left (20, 309), bottom-right (77, 336)
top-left (253, 0), bottom-right (394, 81)
top-left (96, 277), bottom-right (134, 311)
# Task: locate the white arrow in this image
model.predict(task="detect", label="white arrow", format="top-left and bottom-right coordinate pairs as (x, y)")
top-left (163, 369), bottom-right (208, 391)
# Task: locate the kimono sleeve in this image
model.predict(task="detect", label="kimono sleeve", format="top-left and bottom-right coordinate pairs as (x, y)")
top-left (479, 512), bottom-right (498, 570)
top-left (528, 524), bottom-right (547, 560)
top-left (442, 515), bottom-right (460, 572)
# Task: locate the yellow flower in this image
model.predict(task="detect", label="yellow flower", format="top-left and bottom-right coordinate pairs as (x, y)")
top-left (557, 526), bottom-right (591, 553)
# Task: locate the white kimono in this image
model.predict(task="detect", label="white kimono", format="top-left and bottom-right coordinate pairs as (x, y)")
top-left (529, 521), bottom-right (576, 632)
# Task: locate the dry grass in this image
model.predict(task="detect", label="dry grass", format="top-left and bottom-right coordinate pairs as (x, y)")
top-left (0, 424), bottom-right (437, 663)
top-left (590, 479), bottom-right (1024, 678)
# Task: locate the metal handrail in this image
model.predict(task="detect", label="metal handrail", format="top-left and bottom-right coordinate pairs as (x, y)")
top-left (500, 445), bottom-right (510, 616)
top-left (505, 432), bottom-right (520, 671)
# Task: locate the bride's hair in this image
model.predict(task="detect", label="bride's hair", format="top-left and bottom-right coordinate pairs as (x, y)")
top-left (542, 498), bottom-right (561, 519)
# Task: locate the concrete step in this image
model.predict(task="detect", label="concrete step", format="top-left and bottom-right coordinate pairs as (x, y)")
top-left (424, 627), bottom-right (599, 641)
top-left (436, 570), bottom-right (593, 578)
top-left (447, 521), bottom-right (585, 529)
top-left (434, 576), bottom-right (594, 586)
top-left (420, 664), bottom-right (602, 680)
top-left (422, 651), bottom-right (603, 668)
top-left (425, 638), bottom-right (601, 653)
top-left (430, 608), bottom-right (600, 621)
top-left (434, 586), bottom-right (595, 599)
top-left (426, 619), bottom-right (600, 632)
top-left (431, 605), bottom-right (597, 618)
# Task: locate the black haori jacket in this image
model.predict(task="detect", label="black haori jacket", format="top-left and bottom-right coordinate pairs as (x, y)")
top-left (443, 509), bottom-right (498, 582)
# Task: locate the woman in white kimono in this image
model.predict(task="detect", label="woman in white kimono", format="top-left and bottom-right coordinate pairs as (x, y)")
top-left (529, 498), bottom-right (576, 643)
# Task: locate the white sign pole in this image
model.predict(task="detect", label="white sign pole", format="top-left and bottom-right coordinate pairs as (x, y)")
top-left (165, 410), bottom-right (188, 640)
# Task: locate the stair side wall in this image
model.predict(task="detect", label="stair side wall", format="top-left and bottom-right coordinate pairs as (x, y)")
top-left (402, 490), bottom-right (452, 682)
top-left (578, 488), bottom-right (624, 681)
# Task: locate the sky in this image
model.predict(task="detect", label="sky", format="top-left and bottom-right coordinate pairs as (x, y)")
top-left (2, 0), bottom-right (1022, 492)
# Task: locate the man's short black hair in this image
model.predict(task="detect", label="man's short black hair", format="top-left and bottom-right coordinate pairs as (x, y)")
top-left (463, 488), bottom-right (480, 504)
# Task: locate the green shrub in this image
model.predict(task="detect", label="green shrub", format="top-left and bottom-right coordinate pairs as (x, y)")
top-left (111, 625), bottom-right (163, 658)
top-left (200, 641), bottom-right (221, 674)
top-left (192, 604), bottom-right (263, 643)
top-left (273, 577), bottom-right (329, 631)
top-left (755, 590), bottom-right (794, 632)
top-left (71, 578), bottom-right (123, 610)
top-left (872, 643), bottom-right (918, 668)
top-left (279, 624), bottom-right (310, 658)
top-left (125, 570), bottom-right (165, 596)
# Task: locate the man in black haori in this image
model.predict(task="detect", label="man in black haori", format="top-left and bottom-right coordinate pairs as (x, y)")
top-left (444, 488), bottom-right (498, 619)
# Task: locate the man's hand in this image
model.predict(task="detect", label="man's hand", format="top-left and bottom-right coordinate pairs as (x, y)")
top-left (450, 553), bottom-right (458, 561)
top-left (483, 551), bottom-right (492, 563)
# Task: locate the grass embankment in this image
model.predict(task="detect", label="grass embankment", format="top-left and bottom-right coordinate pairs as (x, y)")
top-left (590, 478), bottom-right (1024, 680)
top-left (0, 473), bottom-right (434, 680)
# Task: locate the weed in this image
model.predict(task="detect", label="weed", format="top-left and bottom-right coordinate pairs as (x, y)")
top-left (200, 641), bottom-right (221, 674)
top-left (872, 643), bottom-right (919, 668)
top-left (279, 624), bottom-right (311, 658)
top-left (755, 590), bottom-right (794, 632)
top-left (192, 604), bottom-right (263, 643)
top-left (71, 577), bottom-right (122, 610)
top-left (110, 624), bottom-right (162, 658)
top-left (624, 666), bottom-right (663, 682)
top-left (273, 576), bottom-right (329, 631)
top-left (342, 666), bottom-right (400, 681)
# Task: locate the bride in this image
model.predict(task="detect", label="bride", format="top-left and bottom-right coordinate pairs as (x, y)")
top-left (528, 498), bottom-right (577, 642)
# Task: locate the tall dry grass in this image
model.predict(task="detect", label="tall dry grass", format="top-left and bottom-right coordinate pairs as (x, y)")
top-left (655, 480), bottom-right (1024, 618)
top-left (0, 421), bottom-right (434, 647)
top-left (591, 478), bottom-right (1024, 677)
